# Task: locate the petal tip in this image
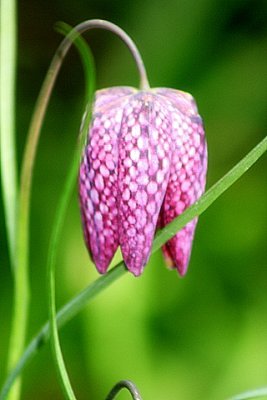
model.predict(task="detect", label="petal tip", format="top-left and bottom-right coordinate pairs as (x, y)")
top-left (176, 264), bottom-right (189, 277)
top-left (95, 265), bottom-right (109, 275)
top-left (125, 260), bottom-right (145, 277)
top-left (121, 249), bottom-right (147, 276)
top-left (162, 239), bottom-right (191, 277)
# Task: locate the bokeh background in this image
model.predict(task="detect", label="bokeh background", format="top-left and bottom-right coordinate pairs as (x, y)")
top-left (1, 0), bottom-right (267, 399)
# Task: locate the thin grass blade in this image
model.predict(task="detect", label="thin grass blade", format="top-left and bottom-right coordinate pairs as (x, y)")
top-left (0, 0), bottom-right (17, 271)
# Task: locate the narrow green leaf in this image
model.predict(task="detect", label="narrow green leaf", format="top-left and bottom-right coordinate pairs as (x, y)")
top-left (0, 0), bottom-right (17, 271)
top-left (0, 2), bottom-right (22, 399)
top-left (153, 135), bottom-right (267, 252)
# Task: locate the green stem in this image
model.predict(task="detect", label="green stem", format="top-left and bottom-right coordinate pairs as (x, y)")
top-left (6, 243), bottom-right (29, 400)
top-left (1, 135), bottom-right (266, 400)
top-left (6, 20), bottom-right (92, 400)
top-left (105, 380), bottom-right (143, 400)
top-left (45, 20), bottom-right (147, 400)
top-left (46, 23), bottom-right (95, 400)
top-left (0, 0), bottom-right (17, 270)
top-left (0, 264), bottom-right (126, 400)
top-left (48, 135), bottom-right (81, 387)
top-left (48, 150), bottom-right (80, 400)
top-left (5, 19), bottom-right (147, 400)
top-left (5, 27), bottom-right (61, 400)
top-left (0, 1), bottom-right (21, 399)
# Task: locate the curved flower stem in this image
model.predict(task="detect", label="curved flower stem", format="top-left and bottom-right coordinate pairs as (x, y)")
top-left (5, 19), bottom-right (148, 400)
top-left (68, 19), bottom-right (150, 90)
top-left (105, 380), bottom-right (143, 400)
top-left (1, 135), bottom-right (266, 400)
top-left (47, 20), bottom-right (148, 400)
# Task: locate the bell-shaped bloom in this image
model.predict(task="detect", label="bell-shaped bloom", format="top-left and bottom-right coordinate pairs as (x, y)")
top-left (79, 87), bottom-right (207, 277)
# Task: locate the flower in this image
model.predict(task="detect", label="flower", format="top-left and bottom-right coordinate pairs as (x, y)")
top-left (79, 86), bottom-right (207, 277)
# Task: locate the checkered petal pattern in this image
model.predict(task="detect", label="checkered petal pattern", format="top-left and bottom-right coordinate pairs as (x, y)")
top-left (79, 86), bottom-right (207, 276)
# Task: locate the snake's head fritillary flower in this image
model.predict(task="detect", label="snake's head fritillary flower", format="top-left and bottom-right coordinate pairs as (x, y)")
top-left (79, 86), bottom-right (207, 276)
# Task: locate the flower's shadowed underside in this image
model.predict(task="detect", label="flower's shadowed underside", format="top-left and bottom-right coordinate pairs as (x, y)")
top-left (79, 87), bottom-right (207, 276)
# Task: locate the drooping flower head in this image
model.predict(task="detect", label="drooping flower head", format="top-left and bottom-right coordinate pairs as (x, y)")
top-left (79, 86), bottom-right (207, 276)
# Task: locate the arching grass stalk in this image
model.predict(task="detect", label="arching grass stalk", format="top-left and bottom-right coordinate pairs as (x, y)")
top-left (5, 18), bottom-right (95, 400)
top-left (1, 134), bottom-right (266, 400)
top-left (45, 18), bottom-right (153, 399)
top-left (5, 18), bottom-right (147, 400)
top-left (45, 20), bottom-right (149, 400)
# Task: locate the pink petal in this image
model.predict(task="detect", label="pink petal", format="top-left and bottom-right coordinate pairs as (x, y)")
top-left (155, 87), bottom-right (198, 114)
top-left (158, 89), bottom-right (208, 276)
top-left (79, 88), bottom-right (135, 273)
top-left (118, 92), bottom-right (173, 276)
top-left (94, 86), bottom-right (136, 110)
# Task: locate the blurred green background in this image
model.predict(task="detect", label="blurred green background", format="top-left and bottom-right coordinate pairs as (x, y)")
top-left (1, 0), bottom-right (267, 399)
